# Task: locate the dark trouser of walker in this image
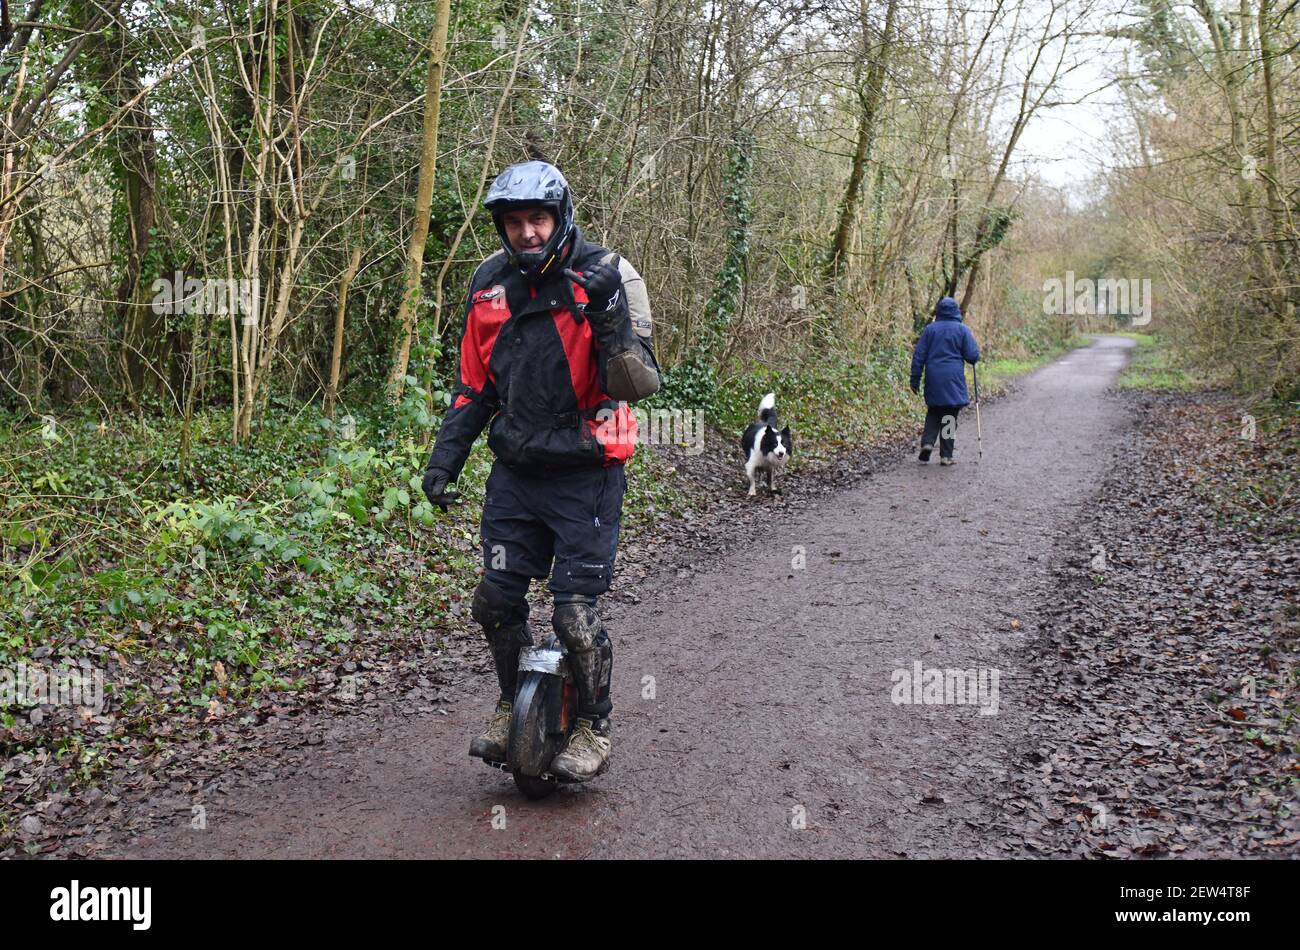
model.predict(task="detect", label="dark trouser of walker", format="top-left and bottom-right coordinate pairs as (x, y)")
top-left (920, 405), bottom-right (963, 461)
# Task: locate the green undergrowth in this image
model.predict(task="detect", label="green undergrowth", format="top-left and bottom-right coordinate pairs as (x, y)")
top-left (1115, 333), bottom-right (1206, 391)
top-left (0, 391), bottom-right (476, 718)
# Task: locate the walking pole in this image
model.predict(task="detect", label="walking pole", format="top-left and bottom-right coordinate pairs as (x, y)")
top-left (972, 363), bottom-right (983, 463)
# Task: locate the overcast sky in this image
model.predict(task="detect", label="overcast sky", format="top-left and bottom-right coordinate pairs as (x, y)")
top-left (998, 0), bottom-right (1142, 200)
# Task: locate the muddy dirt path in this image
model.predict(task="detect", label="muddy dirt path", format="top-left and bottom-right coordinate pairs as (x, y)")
top-left (104, 336), bottom-right (1134, 858)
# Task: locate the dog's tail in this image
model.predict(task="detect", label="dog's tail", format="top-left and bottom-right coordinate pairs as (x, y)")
top-left (757, 391), bottom-right (777, 424)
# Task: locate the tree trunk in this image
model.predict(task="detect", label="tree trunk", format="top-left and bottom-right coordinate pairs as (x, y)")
top-left (96, 7), bottom-right (160, 407)
top-left (325, 243), bottom-right (362, 418)
top-left (387, 0), bottom-right (453, 397)
top-left (827, 0), bottom-right (897, 279)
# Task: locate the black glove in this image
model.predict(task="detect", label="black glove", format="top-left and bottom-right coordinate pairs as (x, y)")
top-left (421, 467), bottom-right (461, 512)
top-left (564, 258), bottom-right (623, 337)
top-left (910, 378), bottom-right (921, 395)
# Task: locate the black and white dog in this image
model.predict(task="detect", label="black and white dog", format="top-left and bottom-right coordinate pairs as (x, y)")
top-left (740, 392), bottom-right (792, 496)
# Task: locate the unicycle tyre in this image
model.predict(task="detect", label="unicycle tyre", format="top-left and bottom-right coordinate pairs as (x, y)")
top-left (508, 642), bottom-right (577, 800)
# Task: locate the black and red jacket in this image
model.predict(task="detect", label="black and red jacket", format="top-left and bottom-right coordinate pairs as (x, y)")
top-left (426, 228), bottom-right (660, 480)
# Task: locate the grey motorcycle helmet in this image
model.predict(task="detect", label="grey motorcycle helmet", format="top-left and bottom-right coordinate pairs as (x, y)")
top-left (483, 160), bottom-right (576, 280)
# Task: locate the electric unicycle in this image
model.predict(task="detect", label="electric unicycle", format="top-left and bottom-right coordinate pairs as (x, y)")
top-left (499, 637), bottom-right (579, 800)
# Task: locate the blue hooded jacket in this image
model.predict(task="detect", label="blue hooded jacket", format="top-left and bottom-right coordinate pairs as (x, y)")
top-left (910, 297), bottom-right (981, 407)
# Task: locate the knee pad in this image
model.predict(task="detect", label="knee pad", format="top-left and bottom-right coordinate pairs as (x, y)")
top-left (551, 600), bottom-right (602, 653)
top-left (553, 602), bottom-right (613, 718)
top-left (471, 576), bottom-right (530, 646)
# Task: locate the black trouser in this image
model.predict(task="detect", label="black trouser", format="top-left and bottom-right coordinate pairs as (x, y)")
top-left (476, 460), bottom-right (625, 719)
top-left (921, 405), bottom-right (962, 459)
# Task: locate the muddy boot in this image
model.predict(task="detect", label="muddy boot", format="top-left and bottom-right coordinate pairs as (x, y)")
top-left (469, 700), bottom-right (512, 762)
top-left (549, 717), bottom-right (612, 782)
top-left (918, 443), bottom-right (933, 463)
top-left (468, 577), bottom-right (532, 764)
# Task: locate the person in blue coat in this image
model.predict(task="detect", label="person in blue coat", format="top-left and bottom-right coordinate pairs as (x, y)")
top-left (909, 296), bottom-right (981, 464)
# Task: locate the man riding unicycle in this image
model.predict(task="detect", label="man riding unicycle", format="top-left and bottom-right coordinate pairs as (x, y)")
top-left (422, 160), bottom-right (660, 781)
